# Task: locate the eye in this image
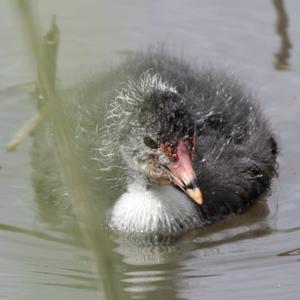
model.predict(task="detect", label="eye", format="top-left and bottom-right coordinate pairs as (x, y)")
top-left (144, 136), bottom-right (158, 149)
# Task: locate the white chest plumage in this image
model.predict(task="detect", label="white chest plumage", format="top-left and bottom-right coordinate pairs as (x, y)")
top-left (109, 181), bottom-right (201, 235)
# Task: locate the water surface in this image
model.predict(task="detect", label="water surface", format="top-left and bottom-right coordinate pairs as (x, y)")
top-left (1, 1), bottom-right (300, 299)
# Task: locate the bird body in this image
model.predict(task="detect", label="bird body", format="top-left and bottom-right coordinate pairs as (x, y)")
top-left (32, 51), bottom-right (277, 236)
top-left (104, 52), bottom-right (277, 235)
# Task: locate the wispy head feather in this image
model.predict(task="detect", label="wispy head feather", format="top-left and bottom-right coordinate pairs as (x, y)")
top-left (97, 71), bottom-right (177, 171)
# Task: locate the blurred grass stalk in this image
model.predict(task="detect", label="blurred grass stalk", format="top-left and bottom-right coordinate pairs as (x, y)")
top-left (15, 1), bottom-right (127, 299)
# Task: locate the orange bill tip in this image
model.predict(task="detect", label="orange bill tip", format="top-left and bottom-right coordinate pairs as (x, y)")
top-left (186, 187), bottom-right (203, 205)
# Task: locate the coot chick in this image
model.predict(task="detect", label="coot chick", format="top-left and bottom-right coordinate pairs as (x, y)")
top-left (33, 51), bottom-right (277, 236)
top-left (103, 52), bottom-right (277, 235)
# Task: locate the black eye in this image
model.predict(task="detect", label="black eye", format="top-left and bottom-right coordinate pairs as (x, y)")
top-left (144, 136), bottom-right (158, 149)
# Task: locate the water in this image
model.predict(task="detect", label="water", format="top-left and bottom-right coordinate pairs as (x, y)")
top-left (1, 1), bottom-right (300, 299)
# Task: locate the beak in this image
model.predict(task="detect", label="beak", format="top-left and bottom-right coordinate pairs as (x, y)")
top-left (167, 140), bottom-right (203, 204)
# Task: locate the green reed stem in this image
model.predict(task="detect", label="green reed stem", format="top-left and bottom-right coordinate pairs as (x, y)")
top-left (15, 1), bottom-right (128, 299)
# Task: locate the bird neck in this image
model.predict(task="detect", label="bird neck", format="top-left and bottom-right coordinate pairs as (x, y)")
top-left (109, 181), bottom-right (201, 235)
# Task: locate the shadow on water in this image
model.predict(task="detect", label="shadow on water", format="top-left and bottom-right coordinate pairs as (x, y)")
top-left (272, 0), bottom-right (293, 70)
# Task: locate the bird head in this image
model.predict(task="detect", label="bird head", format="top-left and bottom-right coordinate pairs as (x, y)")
top-left (103, 72), bottom-right (202, 204)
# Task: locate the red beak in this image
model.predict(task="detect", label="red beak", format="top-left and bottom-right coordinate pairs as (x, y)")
top-left (167, 140), bottom-right (203, 204)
